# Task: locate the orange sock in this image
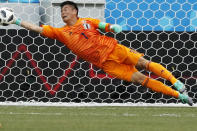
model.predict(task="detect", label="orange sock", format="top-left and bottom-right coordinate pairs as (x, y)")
top-left (142, 77), bottom-right (179, 98)
top-left (147, 62), bottom-right (177, 85)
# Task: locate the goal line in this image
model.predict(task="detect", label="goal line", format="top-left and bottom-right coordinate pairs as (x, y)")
top-left (0, 102), bottom-right (195, 107)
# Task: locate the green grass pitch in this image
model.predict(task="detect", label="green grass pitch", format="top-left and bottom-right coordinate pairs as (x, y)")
top-left (0, 106), bottom-right (196, 131)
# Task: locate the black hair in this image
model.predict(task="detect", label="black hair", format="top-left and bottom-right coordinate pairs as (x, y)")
top-left (60, 1), bottom-right (78, 16)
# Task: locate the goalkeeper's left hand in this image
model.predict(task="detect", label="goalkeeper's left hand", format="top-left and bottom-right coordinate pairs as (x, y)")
top-left (110, 24), bottom-right (122, 33)
top-left (98, 22), bottom-right (122, 33)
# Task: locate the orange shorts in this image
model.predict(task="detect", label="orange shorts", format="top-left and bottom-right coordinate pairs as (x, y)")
top-left (102, 44), bottom-right (144, 82)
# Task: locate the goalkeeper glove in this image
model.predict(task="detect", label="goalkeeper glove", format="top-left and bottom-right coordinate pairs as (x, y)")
top-left (0, 7), bottom-right (21, 26)
top-left (110, 24), bottom-right (122, 33)
top-left (11, 13), bottom-right (21, 26)
top-left (98, 22), bottom-right (122, 33)
top-left (13, 18), bottom-right (22, 26)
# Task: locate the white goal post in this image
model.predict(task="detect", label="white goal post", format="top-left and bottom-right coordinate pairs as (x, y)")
top-left (0, 0), bottom-right (196, 107)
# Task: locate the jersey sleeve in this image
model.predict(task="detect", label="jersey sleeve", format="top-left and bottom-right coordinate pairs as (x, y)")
top-left (41, 25), bottom-right (57, 39)
top-left (85, 18), bottom-right (101, 28)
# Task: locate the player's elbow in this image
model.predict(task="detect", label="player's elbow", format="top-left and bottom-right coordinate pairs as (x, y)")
top-left (37, 27), bottom-right (44, 34)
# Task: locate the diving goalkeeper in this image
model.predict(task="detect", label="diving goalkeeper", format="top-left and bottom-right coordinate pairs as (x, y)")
top-left (3, 1), bottom-right (193, 105)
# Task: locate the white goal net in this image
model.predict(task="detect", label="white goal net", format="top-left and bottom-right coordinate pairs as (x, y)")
top-left (0, 0), bottom-right (196, 106)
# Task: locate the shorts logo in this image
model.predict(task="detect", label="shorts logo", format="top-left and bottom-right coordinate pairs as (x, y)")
top-left (130, 49), bottom-right (137, 54)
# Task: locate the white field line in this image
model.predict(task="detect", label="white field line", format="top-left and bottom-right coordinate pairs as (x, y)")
top-left (0, 102), bottom-right (196, 107)
top-left (0, 112), bottom-right (63, 116)
top-left (0, 112), bottom-right (196, 118)
top-left (153, 113), bottom-right (197, 118)
top-left (0, 112), bottom-right (136, 117)
top-left (152, 113), bottom-right (181, 117)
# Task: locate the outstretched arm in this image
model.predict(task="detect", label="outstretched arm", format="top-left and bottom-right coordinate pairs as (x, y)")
top-left (13, 19), bottom-right (43, 34)
top-left (13, 18), bottom-right (56, 39)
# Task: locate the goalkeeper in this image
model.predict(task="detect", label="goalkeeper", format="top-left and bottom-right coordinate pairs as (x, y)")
top-left (5, 1), bottom-right (193, 105)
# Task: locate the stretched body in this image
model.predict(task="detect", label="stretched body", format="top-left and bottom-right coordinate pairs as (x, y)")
top-left (1, 1), bottom-right (193, 105)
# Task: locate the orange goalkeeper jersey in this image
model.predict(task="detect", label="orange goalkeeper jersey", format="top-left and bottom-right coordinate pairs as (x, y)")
top-left (41, 18), bottom-right (117, 68)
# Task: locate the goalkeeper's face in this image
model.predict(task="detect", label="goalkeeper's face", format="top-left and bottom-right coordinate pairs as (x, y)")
top-left (61, 5), bottom-right (78, 23)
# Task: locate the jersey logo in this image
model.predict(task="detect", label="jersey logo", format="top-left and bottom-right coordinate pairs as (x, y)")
top-left (82, 20), bottom-right (91, 29)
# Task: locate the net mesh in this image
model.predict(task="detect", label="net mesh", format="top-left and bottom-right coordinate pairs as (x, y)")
top-left (0, 0), bottom-right (196, 105)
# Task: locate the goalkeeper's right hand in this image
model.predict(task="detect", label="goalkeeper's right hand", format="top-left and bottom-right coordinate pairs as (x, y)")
top-left (0, 7), bottom-right (16, 26)
top-left (0, 7), bottom-right (42, 33)
top-left (12, 17), bottom-right (22, 26)
top-left (9, 12), bottom-right (21, 26)
top-left (0, 7), bottom-right (22, 26)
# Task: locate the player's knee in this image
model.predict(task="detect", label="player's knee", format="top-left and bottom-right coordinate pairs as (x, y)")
top-left (131, 72), bottom-right (146, 84)
top-left (136, 57), bottom-right (149, 70)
